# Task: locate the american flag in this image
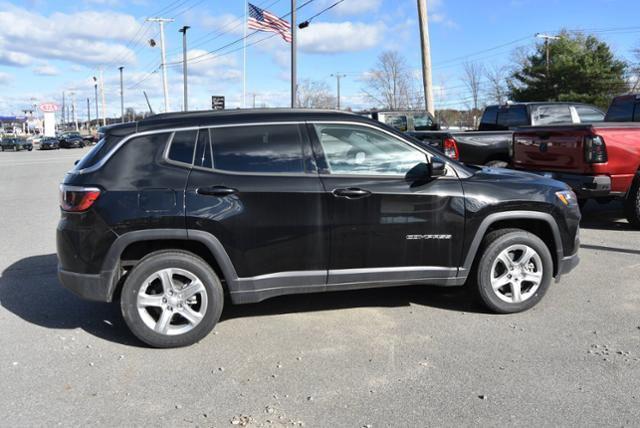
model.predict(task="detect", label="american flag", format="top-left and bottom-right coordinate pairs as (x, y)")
top-left (248, 3), bottom-right (292, 43)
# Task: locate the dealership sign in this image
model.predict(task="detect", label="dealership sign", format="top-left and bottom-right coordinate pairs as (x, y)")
top-left (39, 103), bottom-right (59, 113)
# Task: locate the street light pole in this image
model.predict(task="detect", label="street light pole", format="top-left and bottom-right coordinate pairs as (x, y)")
top-left (119, 66), bottom-right (124, 123)
top-left (331, 73), bottom-right (346, 110)
top-left (147, 17), bottom-right (174, 113)
top-left (93, 80), bottom-right (99, 129)
top-left (179, 26), bottom-right (190, 111)
top-left (87, 97), bottom-right (91, 130)
top-left (290, 0), bottom-right (297, 108)
top-left (99, 67), bottom-right (107, 126)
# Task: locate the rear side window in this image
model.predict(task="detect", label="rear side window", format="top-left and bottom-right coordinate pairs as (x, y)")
top-left (497, 106), bottom-right (528, 128)
top-left (575, 105), bottom-right (605, 123)
top-left (605, 98), bottom-right (635, 122)
top-left (168, 130), bottom-right (198, 164)
top-left (531, 105), bottom-right (572, 125)
top-left (211, 124), bottom-right (304, 173)
top-left (480, 106), bottom-right (498, 125)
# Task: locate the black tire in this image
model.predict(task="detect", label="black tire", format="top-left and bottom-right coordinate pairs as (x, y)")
top-left (485, 160), bottom-right (509, 168)
top-left (120, 250), bottom-right (224, 348)
top-left (474, 228), bottom-right (553, 314)
top-left (624, 174), bottom-right (640, 228)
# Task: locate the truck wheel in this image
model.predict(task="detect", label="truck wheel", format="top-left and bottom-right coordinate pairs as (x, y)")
top-left (485, 160), bottom-right (509, 168)
top-left (120, 250), bottom-right (224, 348)
top-left (474, 229), bottom-right (553, 314)
top-left (624, 175), bottom-right (640, 228)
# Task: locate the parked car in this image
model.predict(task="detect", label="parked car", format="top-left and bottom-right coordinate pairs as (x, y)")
top-left (359, 110), bottom-right (439, 132)
top-left (512, 120), bottom-right (640, 226)
top-left (408, 102), bottom-right (605, 167)
top-left (604, 94), bottom-right (640, 122)
top-left (57, 109), bottom-right (580, 347)
top-left (58, 131), bottom-right (85, 148)
top-left (39, 137), bottom-right (60, 150)
top-left (0, 137), bottom-right (33, 151)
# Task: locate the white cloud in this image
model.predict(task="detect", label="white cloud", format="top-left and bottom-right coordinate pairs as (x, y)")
top-left (169, 49), bottom-right (241, 81)
top-left (0, 5), bottom-right (143, 68)
top-left (200, 13), bottom-right (244, 37)
top-left (33, 64), bottom-right (59, 76)
top-left (319, 0), bottom-right (383, 16)
top-left (0, 71), bottom-right (13, 85)
top-left (299, 22), bottom-right (384, 54)
top-left (0, 50), bottom-right (31, 67)
top-left (430, 13), bottom-right (458, 29)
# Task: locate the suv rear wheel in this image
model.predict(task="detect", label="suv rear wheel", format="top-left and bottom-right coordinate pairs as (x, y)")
top-left (120, 250), bottom-right (223, 348)
top-left (474, 229), bottom-right (553, 313)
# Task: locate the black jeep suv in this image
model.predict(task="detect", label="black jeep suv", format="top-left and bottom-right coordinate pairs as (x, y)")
top-left (57, 109), bottom-right (580, 347)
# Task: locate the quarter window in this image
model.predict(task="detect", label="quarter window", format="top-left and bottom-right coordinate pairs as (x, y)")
top-left (211, 124), bottom-right (305, 173)
top-left (575, 105), bottom-right (605, 123)
top-left (314, 124), bottom-right (427, 176)
top-left (168, 130), bottom-right (198, 164)
top-left (531, 105), bottom-right (573, 125)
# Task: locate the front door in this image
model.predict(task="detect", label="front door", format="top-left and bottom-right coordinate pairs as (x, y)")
top-left (185, 123), bottom-right (328, 297)
top-left (308, 122), bottom-right (465, 287)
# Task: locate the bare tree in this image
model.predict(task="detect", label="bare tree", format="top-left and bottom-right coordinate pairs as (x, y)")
top-left (485, 65), bottom-right (508, 104)
top-left (297, 79), bottom-right (336, 109)
top-left (461, 61), bottom-right (484, 111)
top-left (363, 51), bottom-right (419, 110)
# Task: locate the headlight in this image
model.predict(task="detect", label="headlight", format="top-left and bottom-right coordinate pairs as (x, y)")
top-left (555, 190), bottom-right (577, 207)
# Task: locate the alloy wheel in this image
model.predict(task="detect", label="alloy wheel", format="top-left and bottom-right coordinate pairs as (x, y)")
top-left (137, 268), bottom-right (208, 336)
top-left (490, 244), bottom-right (543, 304)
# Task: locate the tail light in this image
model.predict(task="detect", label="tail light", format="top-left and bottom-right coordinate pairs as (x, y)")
top-left (584, 135), bottom-right (607, 163)
top-left (60, 185), bottom-right (101, 212)
top-left (443, 137), bottom-right (459, 160)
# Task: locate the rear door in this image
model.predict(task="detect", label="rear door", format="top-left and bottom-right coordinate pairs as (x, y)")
top-left (185, 123), bottom-right (327, 285)
top-left (309, 121), bottom-right (465, 287)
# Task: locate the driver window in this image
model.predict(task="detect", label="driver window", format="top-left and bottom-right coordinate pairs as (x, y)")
top-left (314, 124), bottom-right (427, 176)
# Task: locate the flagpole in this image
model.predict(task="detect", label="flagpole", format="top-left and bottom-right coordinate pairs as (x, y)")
top-left (243, 0), bottom-right (248, 108)
top-left (291, 0), bottom-right (297, 108)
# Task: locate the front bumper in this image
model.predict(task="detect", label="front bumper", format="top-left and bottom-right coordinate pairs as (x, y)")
top-left (533, 171), bottom-right (611, 198)
top-left (558, 252), bottom-right (580, 276)
top-left (58, 267), bottom-right (112, 302)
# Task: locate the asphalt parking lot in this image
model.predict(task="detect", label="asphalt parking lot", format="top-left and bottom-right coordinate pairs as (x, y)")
top-left (0, 147), bottom-right (639, 427)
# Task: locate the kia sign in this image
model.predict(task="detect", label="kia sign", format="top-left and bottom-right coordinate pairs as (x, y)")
top-left (39, 103), bottom-right (59, 113)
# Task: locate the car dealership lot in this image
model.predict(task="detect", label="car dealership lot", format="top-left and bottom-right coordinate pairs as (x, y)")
top-left (0, 148), bottom-right (639, 426)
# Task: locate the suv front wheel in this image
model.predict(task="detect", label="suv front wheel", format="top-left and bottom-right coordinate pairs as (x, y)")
top-left (120, 250), bottom-right (224, 348)
top-left (474, 229), bottom-right (553, 313)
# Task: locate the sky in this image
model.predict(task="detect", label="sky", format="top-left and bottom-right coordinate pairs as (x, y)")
top-left (1, 0), bottom-right (639, 118)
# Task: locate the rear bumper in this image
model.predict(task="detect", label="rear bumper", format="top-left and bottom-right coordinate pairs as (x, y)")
top-left (58, 267), bottom-right (112, 302)
top-left (532, 171), bottom-right (612, 198)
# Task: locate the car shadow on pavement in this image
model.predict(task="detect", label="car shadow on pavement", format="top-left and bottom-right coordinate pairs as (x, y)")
top-left (0, 254), bottom-right (141, 347)
top-left (0, 254), bottom-right (489, 346)
top-left (579, 200), bottom-right (632, 231)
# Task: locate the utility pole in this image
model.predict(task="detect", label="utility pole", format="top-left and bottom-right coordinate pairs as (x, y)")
top-left (61, 91), bottom-right (66, 127)
top-left (93, 78), bottom-right (99, 128)
top-left (99, 67), bottom-right (107, 126)
top-left (147, 17), bottom-right (174, 112)
top-left (535, 33), bottom-right (560, 78)
top-left (417, 0), bottom-right (434, 115)
top-left (179, 26), bottom-right (190, 111)
top-left (86, 97), bottom-right (91, 130)
top-left (331, 73), bottom-right (346, 110)
top-left (290, 0), bottom-right (297, 108)
top-left (70, 91), bottom-right (78, 131)
top-left (119, 66), bottom-right (124, 123)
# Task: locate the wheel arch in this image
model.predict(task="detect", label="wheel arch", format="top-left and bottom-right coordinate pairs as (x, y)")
top-left (461, 211), bottom-right (563, 277)
top-left (102, 229), bottom-right (239, 301)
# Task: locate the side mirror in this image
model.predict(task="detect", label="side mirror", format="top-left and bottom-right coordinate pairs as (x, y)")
top-left (430, 157), bottom-right (446, 177)
top-left (74, 160), bottom-right (79, 165)
top-left (405, 162), bottom-right (431, 186)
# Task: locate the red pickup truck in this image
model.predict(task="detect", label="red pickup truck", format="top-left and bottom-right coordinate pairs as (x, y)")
top-left (512, 95), bottom-right (640, 226)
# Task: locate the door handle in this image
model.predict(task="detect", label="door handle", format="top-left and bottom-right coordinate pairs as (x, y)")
top-left (197, 186), bottom-right (238, 197)
top-left (332, 188), bottom-right (372, 199)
